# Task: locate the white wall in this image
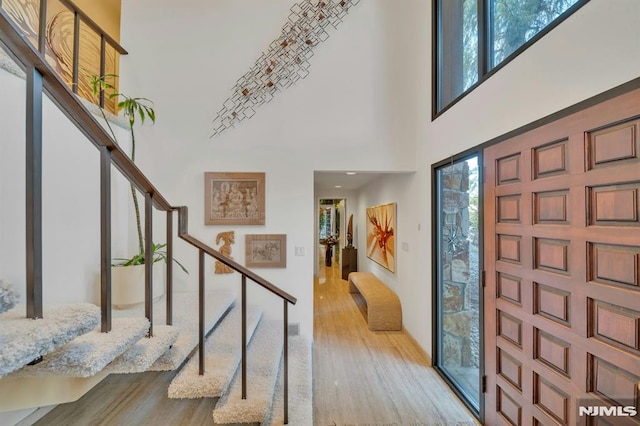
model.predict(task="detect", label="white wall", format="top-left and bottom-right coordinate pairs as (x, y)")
top-left (355, 173), bottom-right (422, 345)
top-left (2, 0), bottom-right (630, 359)
top-left (0, 66), bottom-right (131, 306)
top-left (119, 0), bottom-right (425, 337)
top-left (415, 0), bottom-right (640, 356)
top-left (118, 0), bottom-right (640, 353)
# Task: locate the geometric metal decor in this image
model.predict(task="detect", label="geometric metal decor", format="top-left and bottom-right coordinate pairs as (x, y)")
top-left (211, 0), bottom-right (361, 137)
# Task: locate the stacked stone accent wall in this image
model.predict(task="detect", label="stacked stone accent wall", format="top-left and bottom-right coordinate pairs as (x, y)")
top-left (441, 162), bottom-right (479, 368)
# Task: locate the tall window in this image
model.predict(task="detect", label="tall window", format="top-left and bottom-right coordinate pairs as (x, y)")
top-left (435, 0), bottom-right (589, 115)
top-left (434, 154), bottom-right (481, 414)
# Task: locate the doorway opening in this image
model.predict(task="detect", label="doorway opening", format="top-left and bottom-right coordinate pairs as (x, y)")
top-left (318, 198), bottom-right (346, 272)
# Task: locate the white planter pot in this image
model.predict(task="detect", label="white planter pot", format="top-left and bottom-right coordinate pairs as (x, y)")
top-left (111, 263), bottom-right (165, 308)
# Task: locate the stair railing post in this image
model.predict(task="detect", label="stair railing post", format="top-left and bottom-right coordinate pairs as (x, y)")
top-left (71, 10), bottom-right (79, 94)
top-left (100, 147), bottom-right (112, 332)
top-left (145, 191), bottom-right (153, 337)
top-left (199, 249), bottom-right (205, 375)
top-left (284, 299), bottom-right (289, 424)
top-left (166, 209), bottom-right (173, 325)
top-left (37, 0), bottom-right (47, 54)
top-left (25, 65), bottom-right (43, 320)
top-left (242, 275), bottom-right (247, 399)
top-left (99, 34), bottom-right (105, 108)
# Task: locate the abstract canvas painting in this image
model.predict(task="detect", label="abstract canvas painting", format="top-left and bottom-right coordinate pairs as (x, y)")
top-left (366, 202), bottom-right (396, 272)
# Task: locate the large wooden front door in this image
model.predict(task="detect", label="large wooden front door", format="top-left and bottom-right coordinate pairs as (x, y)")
top-left (484, 89), bottom-right (640, 425)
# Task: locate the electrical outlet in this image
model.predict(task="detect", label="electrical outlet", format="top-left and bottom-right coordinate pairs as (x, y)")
top-left (402, 242), bottom-right (409, 252)
top-left (295, 246), bottom-right (305, 256)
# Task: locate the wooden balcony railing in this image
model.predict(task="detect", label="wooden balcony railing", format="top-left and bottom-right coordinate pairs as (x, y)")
top-left (0, 0), bottom-right (127, 113)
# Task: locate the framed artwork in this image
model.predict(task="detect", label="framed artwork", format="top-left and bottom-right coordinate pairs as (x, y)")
top-left (366, 202), bottom-right (396, 273)
top-left (245, 234), bottom-right (286, 268)
top-left (204, 172), bottom-right (265, 225)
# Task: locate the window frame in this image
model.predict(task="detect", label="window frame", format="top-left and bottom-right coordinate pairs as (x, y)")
top-left (432, 0), bottom-right (591, 119)
top-left (431, 148), bottom-right (485, 420)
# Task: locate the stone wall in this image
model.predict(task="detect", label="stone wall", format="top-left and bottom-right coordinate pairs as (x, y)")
top-left (441, 161), bottom-right (479, 368)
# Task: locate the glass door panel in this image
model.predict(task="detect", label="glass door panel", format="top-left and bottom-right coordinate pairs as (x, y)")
top-left (435, 155), bottom-right (481, 413)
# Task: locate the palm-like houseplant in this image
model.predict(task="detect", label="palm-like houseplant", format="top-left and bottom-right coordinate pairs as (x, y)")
top-left (89, 75), bottom-right (187, 294)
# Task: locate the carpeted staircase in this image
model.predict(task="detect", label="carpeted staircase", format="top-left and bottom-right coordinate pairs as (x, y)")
top-left (0, 290), bottom-right (311, 425)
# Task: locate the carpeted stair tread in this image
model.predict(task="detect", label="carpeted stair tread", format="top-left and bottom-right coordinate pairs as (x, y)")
top-left (136, 290), bottom-right (236, 371)
top-left (104, 325), bottom-right (179, 374)
top-left (263, 336), bottom-right (313, 426)
top-left (11, 317), bottom-right (149, 378)
top-left (168, 305), bottom-right (263, 399)
top-left (212, 320), bottom-right (284, 425)
top-left (0, 303), bottom-right (101, 378)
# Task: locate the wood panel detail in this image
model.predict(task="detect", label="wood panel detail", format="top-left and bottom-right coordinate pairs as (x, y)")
top-left (589, 299), bottom-right (640, 353)
top-left (498, 310), bottom-right (523, 348)
top-left (497, 385), bottom-right (522, 425)
top-left (533, 139), bottom-right (568, 179)
top-left (498, 195), bottom-right (522, 223)
top-left (534, 282), bottom-right (570, 326)
top-left (535, 328), bottom-right (570, 377)
top-left (497, 348), bottom-right (522, 391)
top-left (588, 242), bottom-right (640, 290)
top-left (588, 355), bottom-right (640, 407)
top-left (498, 234), bottom-right (522, 264)
top-left (534, 190), bottom-right (569, 225)
top-left (497, 154), bottom-right (521, 186)
top-left (586, 119), bottom-right (639, 170)
top-left (588, 183), bottom-right (640, 226)
top-left (534, 373), bottom-right (569, 425)
top-left (534, 238), bottom-right (569, 274)
top-left (497, 273), bottom-right (522, 306)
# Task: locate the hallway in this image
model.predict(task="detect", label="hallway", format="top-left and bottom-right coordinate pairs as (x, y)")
top-left (312, 258), bottom-right (479, 425)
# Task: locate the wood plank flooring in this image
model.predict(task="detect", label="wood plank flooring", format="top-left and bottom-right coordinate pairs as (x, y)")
top-left (34, 370), bottom-right (216, 425)
top-left (313, 260), bottom-right (479, 426)
top-left (33, 259), bottom-right (478, 426)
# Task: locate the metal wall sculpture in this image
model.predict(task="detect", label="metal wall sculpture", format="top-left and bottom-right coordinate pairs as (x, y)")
top-left (211, 0), bottom-right (360, 137)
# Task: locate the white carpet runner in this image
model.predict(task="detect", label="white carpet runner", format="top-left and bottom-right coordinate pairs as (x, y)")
top-left (0, 303), bottom-right (101, 378)
top-left (112, 290), bottom-right (236, 372)
top-left (104, 325), bottom-right (179, 374)
top-left (147, 291), bottom-right (236, 371)
top-left (11, 317), bottom-right (150, 377)
top-left (168, 304), bottom-right (263, 399)
top-left (212, 320), bottom-right (284, 425)
top-left (264, 336), bottom-right (313, 426)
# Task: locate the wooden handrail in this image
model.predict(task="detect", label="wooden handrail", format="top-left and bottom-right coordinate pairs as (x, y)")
top-left (0, 9), bottom-right (170, 210)
top-left (180, 233), bottom-right (297, 305)
top-left (0, 7), bottom-right (297, 306)
top-left (2, 8), bottom-right (295, 421)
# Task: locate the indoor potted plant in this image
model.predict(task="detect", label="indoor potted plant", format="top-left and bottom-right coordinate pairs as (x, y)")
top-left (90, 75), bottom-right (187, 307)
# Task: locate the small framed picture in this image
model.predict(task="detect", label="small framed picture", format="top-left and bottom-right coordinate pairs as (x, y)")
top-left (204, 172), bottom-right (265, 225)
top-left (245, 234), bottom-right (286, 268)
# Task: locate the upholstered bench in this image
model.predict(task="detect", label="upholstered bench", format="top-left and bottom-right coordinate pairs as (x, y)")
top-left (348, 272), bottom-right (402, 331)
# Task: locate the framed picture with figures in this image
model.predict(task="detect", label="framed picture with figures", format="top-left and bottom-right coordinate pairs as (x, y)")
top-left (204, 172), bottom-right (265, 225)
top-left (245, 234), bottom-right (286, 268)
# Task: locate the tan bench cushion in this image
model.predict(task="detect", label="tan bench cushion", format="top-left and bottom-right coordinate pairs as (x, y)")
top-left (348, 272), bottom-right (402, 331)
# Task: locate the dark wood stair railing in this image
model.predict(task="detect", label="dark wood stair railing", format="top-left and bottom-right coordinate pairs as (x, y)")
top-left (0, 8), bottom-right (296, 424)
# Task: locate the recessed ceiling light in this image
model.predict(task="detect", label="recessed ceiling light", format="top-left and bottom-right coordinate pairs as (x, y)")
top-left (334, 185), bottom-right (342, 188)
top-left (346, 172), bottom-right (357, 175)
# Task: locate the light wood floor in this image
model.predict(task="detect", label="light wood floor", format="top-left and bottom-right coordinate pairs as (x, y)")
top-left (32, 259), bottom-right (478, 426)
top-left (313, 260), bottom-right (479, 426)
top-left (34, 369), bottom-right (216, 425)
